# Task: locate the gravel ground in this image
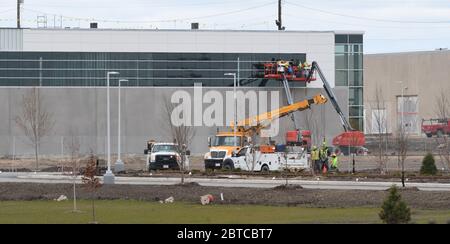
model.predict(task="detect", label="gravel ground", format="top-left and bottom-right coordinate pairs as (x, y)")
top-left (1, 182), bottom-right (450, 209)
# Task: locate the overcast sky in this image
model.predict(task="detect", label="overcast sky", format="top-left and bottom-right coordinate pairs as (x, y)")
top-left (0, 0), bottom-right (449, 53)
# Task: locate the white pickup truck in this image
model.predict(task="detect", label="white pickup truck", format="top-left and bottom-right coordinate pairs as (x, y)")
top-left (144, 142), bottom-right (190, 171)
top-left (221, 145), bottom-right (309, 172)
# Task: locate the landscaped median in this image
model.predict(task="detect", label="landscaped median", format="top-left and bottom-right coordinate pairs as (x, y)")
top-left (1, 182), bottom-right (450, 224)
top-left (1, 200), bottom-right (450, 224)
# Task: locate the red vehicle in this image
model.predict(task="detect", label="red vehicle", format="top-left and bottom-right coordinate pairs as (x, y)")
top-left (422, 118), bottom-right (450, 137)
top-left (286, 130), bottom-right (312, 149)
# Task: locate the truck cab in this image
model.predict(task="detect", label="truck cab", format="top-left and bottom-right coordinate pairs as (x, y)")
top-left (422, 118), bottom-right (450, 137)
top-left (145, 142), bottom-right (190, 171)
top-left (204, 131), bottom-right (246, 170)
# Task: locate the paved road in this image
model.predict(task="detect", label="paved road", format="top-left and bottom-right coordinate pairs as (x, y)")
top-left (1, 172), bottom-right (450, 191)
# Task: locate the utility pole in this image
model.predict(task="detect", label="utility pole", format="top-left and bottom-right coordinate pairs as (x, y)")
top-left (275, 0), bottom-right (285, 30)
top-left (17, 0), bottom-right (23, 29)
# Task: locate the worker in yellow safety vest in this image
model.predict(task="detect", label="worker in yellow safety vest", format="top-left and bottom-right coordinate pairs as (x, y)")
top-left (302, 61), bottom-right (311, 78)
top-left (331, 153), bottom-right (339, 172)
top-left (311, 146), bottom-right (320, 173)
top-left (320, 142), bottom-right (329, 172)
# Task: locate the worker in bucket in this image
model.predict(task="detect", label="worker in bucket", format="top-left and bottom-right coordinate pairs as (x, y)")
top-left (311, 146), bottom-right (320, 173)
top-left (330, 153), bottom-right (339, 172)
top-left (276, 60), bottom-right (284, 73)
top-left (302, 61), bottom-right (311, 78)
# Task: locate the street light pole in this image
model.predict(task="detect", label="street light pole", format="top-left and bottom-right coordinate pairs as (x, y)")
top-left (401, 85), bottom-right (404, 132)
top-left (104, 71), bottom-right (119, 185)
top-left (397, 81), bottom-right (409, 133)
top-left (115, 79), bottom-right (128, 173)
top-left (225, 73), bottom-right (237, 147)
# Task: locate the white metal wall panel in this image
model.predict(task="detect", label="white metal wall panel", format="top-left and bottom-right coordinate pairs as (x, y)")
top-left (0, 29), bottom-right (23, 51)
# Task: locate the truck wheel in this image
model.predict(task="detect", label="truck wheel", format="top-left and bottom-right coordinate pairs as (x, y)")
top-left (223, 159), bottom-right (234, 171)
top-left (437, 130), bottom-right (444, 138)
top-left (261, 165), bottom-right (270, 173)
top-left (426, 133), bottom-right (433, 138)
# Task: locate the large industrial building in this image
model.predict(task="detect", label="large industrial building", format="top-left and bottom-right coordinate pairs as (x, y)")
top-left (0, 28), bottom-right (364, 156)
top-left (364, 50), bottom-right (450, 136)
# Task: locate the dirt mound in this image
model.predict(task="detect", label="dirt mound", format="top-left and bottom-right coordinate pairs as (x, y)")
top-left (399, 187), bottom-right (420, 192)
top-left (384, 186), bottom-right (420, 192)
top-left (273, 184), bottom-right (304, 191)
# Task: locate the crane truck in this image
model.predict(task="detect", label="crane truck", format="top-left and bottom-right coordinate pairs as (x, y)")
top-left (204, 94), bottom-right (328, 170)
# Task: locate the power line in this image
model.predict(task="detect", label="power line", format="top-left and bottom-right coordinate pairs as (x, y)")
top-left (22, 0), bottom-right (261, 9)
top-left (284, 13), bottom-right (450, 30)
top-left (21, 1), bottom-right (277, 24)
top-left (285, 1), bottom-right (450, 24)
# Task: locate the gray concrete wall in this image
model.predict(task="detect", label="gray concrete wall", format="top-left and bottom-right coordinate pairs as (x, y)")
top-left (0, 87), bottom-right (348, 156)
top-left (364, 50), bottom-right (450, 135)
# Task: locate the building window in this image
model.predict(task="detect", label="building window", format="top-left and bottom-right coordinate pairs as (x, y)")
top-left (397, 96), bottom-right (419, 134)
top-left (349, 35), bottom-right (363, 44)
top-left (349, 87), bottom-right (363, 106)
top-left (335, 53), bottom-right (348, 69)
top-left (350, 106), bottom-right (364, 117)
top-left (349, 118), bottom-right (363, 131)
top-left (371, 109), bottom-right (387, 134)
top-left (349, 53), bottom-right (363, 70)
top-left (335, 70), bottom-right (348, 86)
top-left (335, 34), bottom-right (348, 44)
top-left (335, 44), bottom-right (348, 53)
top-left (0, 52), bottom-right (307, 87)
top-left (349, 71), bottom-right (363, 86)
top-left (335, 33), bottom-right (364, 131)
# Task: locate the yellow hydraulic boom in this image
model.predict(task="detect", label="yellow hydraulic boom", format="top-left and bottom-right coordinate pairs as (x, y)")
top-left (230, 94), bottom-right (328, 136)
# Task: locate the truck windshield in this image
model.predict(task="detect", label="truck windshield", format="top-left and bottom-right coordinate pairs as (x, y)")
top-left (152, 145), bottom-right (177, 152)
top-left (213, 136), bottom-right (240, 146)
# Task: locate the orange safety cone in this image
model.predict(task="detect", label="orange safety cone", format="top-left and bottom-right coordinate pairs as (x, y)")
top-left (322, 165), bottom-right (328, 174)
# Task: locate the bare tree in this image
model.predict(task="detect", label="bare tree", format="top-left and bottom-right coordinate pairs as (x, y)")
top-left (303, 109), bottom-right (321, 148)
top-left (65, 131), bottom-right (81, 212)
top-left (163, 96), bottom-right (196, 184)
top-left (434, 89), bottom-right (450, 172)
top-left (435, 88), bottom-right (450, 119)
top-left (302, 109), bottom-right (321, 175)
top-left (348, 131), bottom-right (362, 174)
top-left (15, 88), bottom-right (55, 171)
top-left (396, 126), bottom-right (409, 188)
top-left (371, 86), bottom-right (389, 174)
top-left (436, 137), bottom-right (450, 173)
top-left (82, 153), bottom-right (102, 224)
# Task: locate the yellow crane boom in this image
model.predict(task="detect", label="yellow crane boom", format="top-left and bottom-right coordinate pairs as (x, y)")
top-left (230, 94), bottom-right (328, 136)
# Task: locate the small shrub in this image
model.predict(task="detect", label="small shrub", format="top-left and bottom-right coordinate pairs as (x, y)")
top-left (420, 153), bottom-right (438, 175)
top-left (379, 185), bottom-right (411, 224)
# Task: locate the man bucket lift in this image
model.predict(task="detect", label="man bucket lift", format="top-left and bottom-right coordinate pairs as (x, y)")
top-left (305, 61), bottom-right (366, 150)
top-left (264, 59), bottom-right (365, 151)
top-left (264, 60), bottom-right (316, 148)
